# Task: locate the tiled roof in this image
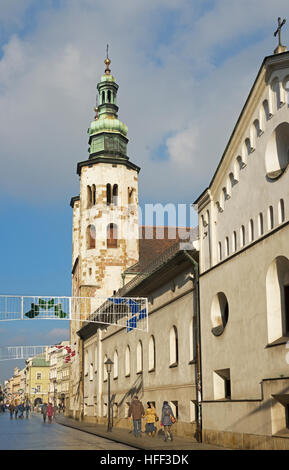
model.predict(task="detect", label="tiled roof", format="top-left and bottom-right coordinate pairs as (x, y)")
top-left (125, 226), bottom-right (198, 273)
top-left (31, 355), bottom-right (50, 367)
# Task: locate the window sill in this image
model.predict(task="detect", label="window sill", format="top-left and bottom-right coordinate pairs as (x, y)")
top-left (169, 362), bottom-right (178, 369)
top-left (188, 359), bottom-right (197, 365)
top-left (148, 368), bottom-right (155, 373)
top-left (273, 428), bottom-right (289, 439)
top-left (211, 325), bottom-right (224, 337)
top-left (136, 371), bottom-right (143, 375)
top-left (125, 374), bottom-right (130, 378)
top-left (265, 336), bottom-right (289, 348)
top-left (113, 376), bottom-right (118, 381)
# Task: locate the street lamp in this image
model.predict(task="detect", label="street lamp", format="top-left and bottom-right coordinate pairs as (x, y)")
top-left (104, 358), bottom-right (113, 432)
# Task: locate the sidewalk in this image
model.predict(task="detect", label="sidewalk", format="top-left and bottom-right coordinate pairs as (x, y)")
top-left (55, 415), bottom-right (228, 450)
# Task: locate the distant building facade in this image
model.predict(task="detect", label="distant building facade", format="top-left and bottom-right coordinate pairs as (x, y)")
top-left (25, 354), bottom-right (50, 405)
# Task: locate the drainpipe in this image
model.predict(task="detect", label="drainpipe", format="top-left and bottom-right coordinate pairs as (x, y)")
top-left (184, 250), bottom-right (202, 443)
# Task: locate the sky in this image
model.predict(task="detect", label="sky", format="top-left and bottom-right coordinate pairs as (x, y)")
top-left (0, 0), bottom-right (288, 383)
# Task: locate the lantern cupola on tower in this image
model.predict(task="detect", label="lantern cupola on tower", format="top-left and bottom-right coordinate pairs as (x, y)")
top-left (88, 52), bottom-right (129, 162)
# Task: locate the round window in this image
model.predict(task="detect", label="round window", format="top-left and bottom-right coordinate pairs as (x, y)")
top-left (211, 292), bottom-right (229, 336)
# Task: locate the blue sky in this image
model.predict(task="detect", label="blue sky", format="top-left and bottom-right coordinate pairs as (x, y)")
top-left (0, 0), bottom-right (288, 383)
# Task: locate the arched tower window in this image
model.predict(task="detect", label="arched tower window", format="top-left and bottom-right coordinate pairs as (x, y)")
top-left (107, 223), bottom-right (118, 248)
top-left (106, 184), bottom-right (112, 205)
top-left (102, 91), bottom-right (105, 104)
top-left (87, 225), bottom-right (96, 249)
top-left (113, 184), bottom-right (118, 206)
top-left (125, 346), bottom-right (130, 377)
top-left (107, 90), bottom-right (111, 103)
top-left (128, 187), bottom-right (135, 204)
top-left (169, 326), bottom-right (178, 366)
top-left (87, 186), bottom-right (92, 208)
top-left (136, 341), bottom-right (143, 374)
top-left (92, 185), bottom-right (96, 205)
top-left (148, 336), bottom-right (156, 372)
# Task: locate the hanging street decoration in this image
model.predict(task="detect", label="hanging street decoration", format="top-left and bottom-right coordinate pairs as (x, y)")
top-left (25, 298), bottom-right (67, 319)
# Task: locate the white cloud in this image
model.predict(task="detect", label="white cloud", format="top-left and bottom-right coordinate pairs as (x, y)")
top-left (46, 328), bottom-right (69, 340)
top-left (0, 0), bottom-right (288, 205)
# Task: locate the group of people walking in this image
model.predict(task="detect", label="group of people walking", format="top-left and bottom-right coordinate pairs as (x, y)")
top-left (128, 396), bottom-right (175, 442)
top-left (41, 403), bottom-right (54, 423)
top-left (9, 401), bottom-right (31, 419)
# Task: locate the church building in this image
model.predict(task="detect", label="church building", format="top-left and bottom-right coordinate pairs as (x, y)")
top-left (195, 32), bottom-right (289, 449)
top-left (68, 54), bottom-right (200, 440)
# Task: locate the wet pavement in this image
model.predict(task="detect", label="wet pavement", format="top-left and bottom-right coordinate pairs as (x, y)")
top-left (0, 411), bottom-right (134, 450)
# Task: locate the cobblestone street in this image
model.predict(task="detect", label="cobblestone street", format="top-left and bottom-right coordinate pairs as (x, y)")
top-left (0, 411), bottom-right (134, 450)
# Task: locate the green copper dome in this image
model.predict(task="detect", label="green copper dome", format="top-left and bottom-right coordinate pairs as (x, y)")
top-left (89, 116), bottom-right (128, 137)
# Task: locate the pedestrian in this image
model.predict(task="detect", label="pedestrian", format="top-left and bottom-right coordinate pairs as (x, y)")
top-left (25, 402), bottom-right (31, 418)
top-left (128, 395), bottom-right (145, 438)
top-left (47, 402), bottom-right (54, 423)
top-left (144, 402), bottom-right (158, 437)
top-left (18, 402), bottom-right (24, 419)
top-left (9, 403), bottom-right (14, 419)
top-left (161, 401), bottom-right (175, 442)
top-left (42, 402), bottom-right (48, 423)
top-left (14, 403), bottom-right (18, 419)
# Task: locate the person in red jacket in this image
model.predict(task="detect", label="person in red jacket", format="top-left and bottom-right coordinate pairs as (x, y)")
top-left (47, 403), bottom-right (54, 423)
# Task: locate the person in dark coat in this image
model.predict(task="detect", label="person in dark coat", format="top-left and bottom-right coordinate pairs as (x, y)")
top-left (25, 402), bottom-right (31, 418)
top-left (18, 403), bottom-right (24, 418)
top-left (161, 401), bottom-right (175, 442)
top-left (42, 403), bottom-right (48, 422)
top-left (128, 396), bottom-right (145, 437)
top-left (9, 403), bottom-right (14, 418)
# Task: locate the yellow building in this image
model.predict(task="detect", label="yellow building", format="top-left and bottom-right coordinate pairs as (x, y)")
top-left (25, 354), bottom-right (50, 406)
top-left (12, 367), bottom-right (21, 403)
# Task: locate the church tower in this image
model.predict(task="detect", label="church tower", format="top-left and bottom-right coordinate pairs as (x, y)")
top-left (69, 53), bottom-right (140, 416)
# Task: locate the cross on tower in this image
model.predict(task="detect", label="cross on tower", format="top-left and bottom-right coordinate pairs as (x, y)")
top-left (274, 17), bottom-right (287, 54)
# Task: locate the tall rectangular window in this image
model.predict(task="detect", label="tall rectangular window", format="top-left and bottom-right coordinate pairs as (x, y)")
top-left (286, 405), bottom-right (289, 429)
top-left (284, 285), bottom-right (289, 335)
